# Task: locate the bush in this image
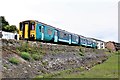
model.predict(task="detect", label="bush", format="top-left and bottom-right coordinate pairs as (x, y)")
top-left (21, 52), bottom-right (31, 60)
top-left (79, 47), bottom-right (85, 53)
top-left (79, 52), bottom-right (84, 56)
top-left (32, 54), bottom-right (41, 60)
top-left (9, 57), bottom-right (19, 65)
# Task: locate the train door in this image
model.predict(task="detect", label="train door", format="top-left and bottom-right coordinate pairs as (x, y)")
top-left (22, 22), bottom-right (30, 40)
top-left (41, 25), bottom-right (44, 40)
top-left (69, 34), bottom-right (71, 44)
top-left (24, 24), bottom-right (29, 39)
top-left (54, 30), bottom-right (58, 42)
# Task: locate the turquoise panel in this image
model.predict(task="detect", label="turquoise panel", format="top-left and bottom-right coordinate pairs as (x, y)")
top-left (80, 37), bottom-right (87, 46)
top-left (54, 30), bottom-right (58, 42)
top-left (86, 39), bottom-right (92, 47)
top-left (36, 23), bottom-right (43, 40)
top-left (44, 25), bottom-right (55, 41)
top-left (71, 35), bottom-right (79, 44)
top-left (58, 31), bottom-right (69, 43)
top-left (92, 42), bottom-right (97, 48)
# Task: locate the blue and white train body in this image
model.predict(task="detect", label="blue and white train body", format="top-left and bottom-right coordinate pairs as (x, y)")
top-left (19, 20), bottom-right (97, 48)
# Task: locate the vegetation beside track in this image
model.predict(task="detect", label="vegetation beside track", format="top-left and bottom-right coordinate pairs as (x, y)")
top-left (50, 52), bottom-right (119, 78)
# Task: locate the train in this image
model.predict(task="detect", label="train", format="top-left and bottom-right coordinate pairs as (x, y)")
top-left (18, 20), bottom-right (98, 48)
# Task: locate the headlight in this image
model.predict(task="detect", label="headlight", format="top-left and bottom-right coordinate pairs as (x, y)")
top-left (31, 34), bottom-right (34, 37)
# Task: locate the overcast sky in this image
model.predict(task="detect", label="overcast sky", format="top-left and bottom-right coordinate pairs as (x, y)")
top-left (0, 0), bottom-right (119, 42)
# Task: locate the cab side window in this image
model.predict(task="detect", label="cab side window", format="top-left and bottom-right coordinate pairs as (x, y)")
top-left (20, 23), bottom-right (23, 30)
top-left (39, 26), bottom-right (41, 32)
top-left (32, 25), bottom-right (35, 30)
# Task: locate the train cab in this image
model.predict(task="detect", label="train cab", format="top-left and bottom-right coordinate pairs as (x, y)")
top-left (19, 20), bottom-right (36, 40)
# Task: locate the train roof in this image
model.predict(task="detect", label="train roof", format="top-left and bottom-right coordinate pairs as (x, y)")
top-left (34, 20), bottom-right (72, 34)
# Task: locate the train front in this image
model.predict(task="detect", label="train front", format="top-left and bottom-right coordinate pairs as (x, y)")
top-left (19, 20), bottom-right (36, 40)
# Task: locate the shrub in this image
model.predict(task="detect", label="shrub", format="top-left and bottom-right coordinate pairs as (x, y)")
top-left (79, 47), bottom-right (85, 53)
top-left (32, 54), bottom-right (40, 60)
top-left (79, 52), bottom-right (84, 56)
top-left (21, 52), bottom-right (31, 60)
top-left (9, 57), bottom-right (19, 65)
top-left (3, 64), bottom-right (8, 69)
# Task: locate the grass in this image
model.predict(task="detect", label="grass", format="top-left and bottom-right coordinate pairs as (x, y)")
top-left (20, 52), bottom-right (31, 61)
top-left (56, 53), bottom-right (119, 78)
top-left (9, 57), bottom-right (20, 65)
top-left (31, 54), bottom-right (43, 60)
top-left (34, 67), bottom-right (85, 78)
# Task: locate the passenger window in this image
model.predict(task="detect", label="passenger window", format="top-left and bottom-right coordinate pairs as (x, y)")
top-left (64, 33), bottom-right (68, 38)
top-left (76, 36), bottom-right (78, 42)
top-left (69, 35), bottom-right (71, 38)
top-left (60, 32), bottom-right (64, 38)
top-left (48, 29), bottom-right (52, 35)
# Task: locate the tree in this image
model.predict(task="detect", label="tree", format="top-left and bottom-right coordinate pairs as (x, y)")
top-left (0, 16), bottom-right (18, 33)
top-left (0, 16), bottom-right (9, 27)
top-left (9, 25), bottom-right (18, 32)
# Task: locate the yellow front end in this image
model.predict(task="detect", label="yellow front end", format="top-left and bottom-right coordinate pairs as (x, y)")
top-left (19, 22), bottom-right (23, 40)
top-left (18, 20), bottom-right (36, 40)
top-left (29, 21), bottom-right (36, 40)
top-left (19, 30), bottom-right (23, 39)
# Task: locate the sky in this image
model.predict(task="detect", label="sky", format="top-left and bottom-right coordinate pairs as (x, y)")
top-left (0, 0), bottom-right (119, 42)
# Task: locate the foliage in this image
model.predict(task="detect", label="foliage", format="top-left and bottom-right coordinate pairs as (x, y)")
top-left (114, 51), bottom-right (120, 55)
top-left (20, 52), bottom-right (31, 61)
top-left (57, 53), bottom-right (118, 78)
top-left (0, 16), bottom-right (18, 32)
top-left (0, 16), bottom-right (9, 27)
top-left (9, 57), bottom-right (19, 65)
top-left (33, 75), bottom-right (44, 80)
top-left (79, 46), bottom-right (85, 53)
top-left (3, 64), bottom-right (8, 69)
top-left (17, 42), bottom-right (29, 52)
top-left (42, 67), bottom-right (85, 78)
top-left (79, 52), bottom-right (84, 56)
top-left (41, 61), bottom-right (48, 66)
top-left (31, 54), bottom-right (42, 60)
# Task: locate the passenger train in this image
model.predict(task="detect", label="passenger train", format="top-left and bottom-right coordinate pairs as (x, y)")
top-left (18, 20), bottom-right (97, 48)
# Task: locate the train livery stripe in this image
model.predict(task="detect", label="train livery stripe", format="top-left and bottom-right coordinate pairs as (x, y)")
top-left (58, 39), bottom-right (69, 43)
top-left (69, 35), bottom-right (71, 44)
top-left (41, 25), bottom-right (44, 40)
top-left (72, 41), bottom-right (78, 44)
top-left (54, 30), bottom-right (58, 42)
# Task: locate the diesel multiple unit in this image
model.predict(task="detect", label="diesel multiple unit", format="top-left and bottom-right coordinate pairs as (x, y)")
top-left (19, 20), bottom-right (97, 48)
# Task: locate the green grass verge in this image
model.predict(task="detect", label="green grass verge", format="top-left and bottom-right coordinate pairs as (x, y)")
top-left (58, 53), bottom-right (119, 78)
